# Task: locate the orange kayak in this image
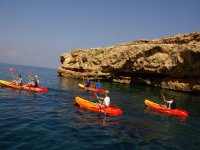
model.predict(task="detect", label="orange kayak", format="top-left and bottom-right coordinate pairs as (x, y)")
top-left (75, 97), bottom-right (123, 115)
top-left (145, 99), bottom-right (188, 117)
top-left (79, 83), bottom-right (104, 93)
top-left (0, 80), bottom-right (48, 92)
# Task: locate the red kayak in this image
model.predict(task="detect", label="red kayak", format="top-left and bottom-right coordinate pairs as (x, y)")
top-left (145, 99), bottom-right (188, 117)
top-left (79, 83), bottom-right (104, 93)
top-left (0, 80), bottom-right (48, 92)
top-left (75, 97), bottom-right (123, 115)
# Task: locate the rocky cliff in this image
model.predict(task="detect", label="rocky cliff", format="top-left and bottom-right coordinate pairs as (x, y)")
top-left (57, 32), bottom-right (200, 93)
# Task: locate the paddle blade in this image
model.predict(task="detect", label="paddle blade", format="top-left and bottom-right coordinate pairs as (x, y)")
top-left (27, 71), bottom-right (31, 76)
top-left (9, 67), bottom-right (14, 73)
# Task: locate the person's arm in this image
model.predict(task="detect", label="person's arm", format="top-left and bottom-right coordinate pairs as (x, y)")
top-left (97, 96), bottom-right (104, 101)
top-left (161, 93), bottom-right (167, 102)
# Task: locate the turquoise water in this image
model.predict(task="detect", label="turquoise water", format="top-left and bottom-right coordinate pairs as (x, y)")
top-left (0, 63), bottom-right (200, 150)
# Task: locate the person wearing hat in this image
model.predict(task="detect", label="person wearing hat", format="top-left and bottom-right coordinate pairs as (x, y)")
top-left (96, 90), bottom-right (110, 113)
top-left (11, 74), bottom-right (23, 86)
top-left (26, 75), bottom-right (39, 87)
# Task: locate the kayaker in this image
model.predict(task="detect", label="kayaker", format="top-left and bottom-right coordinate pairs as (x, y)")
top-left (11, 74), bottom-right (23, 86)
top-left (85, 78), bottom-right (91, 87)
top-left (162, 94), bottom-right (176, 109)
top-left (26, 75), bottom-right (39, 87)
top-left (96, 90), bottom-right (110, 113)
top-left (95, 80), bottom-right (101, 89)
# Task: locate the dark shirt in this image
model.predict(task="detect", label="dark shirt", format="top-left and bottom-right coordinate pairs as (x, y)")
top-left (33, 79), bottom-right (39, 87)
top-left (85, 81), bottom-right (90, 87)
top-left (170, 100), bottom-right (176, 109)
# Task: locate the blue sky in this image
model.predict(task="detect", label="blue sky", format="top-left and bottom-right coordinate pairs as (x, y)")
top-left (0, 0), bottom-right (199, 68)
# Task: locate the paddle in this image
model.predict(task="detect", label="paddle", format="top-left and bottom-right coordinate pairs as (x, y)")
top-left (94, 92), bottom-right (101, 103)
top-left (160, 91), bottom-right (165, 101)
top-left (27, 71), bottom-right (31, 82)
top-left (94, 92), bottom-right (104, 113)
top-left (9, 67), bottom-right (15, 80)
top-left (160, 90), bottom-right (167, 107)
top-left (27, 71), bottom-right (31, 91)
top-left (94, 91), bottom-right (98, 98)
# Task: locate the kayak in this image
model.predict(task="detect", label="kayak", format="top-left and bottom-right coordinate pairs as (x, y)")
top-left (0, 80), bottom-right (48, 92)
top-left (75, 97), bottom-right (123, 115)
top-left (145, 99), bottom-right (188, 117)
top-left (79, 83), bottom-right (104, 93)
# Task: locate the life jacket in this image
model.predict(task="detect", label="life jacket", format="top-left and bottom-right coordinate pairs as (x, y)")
top-left (85, 81), bottom-right (90, 87)
top-left (34, 79), bottom-right (39, 87)
top-left (171, 101), bottom-right (176, 109)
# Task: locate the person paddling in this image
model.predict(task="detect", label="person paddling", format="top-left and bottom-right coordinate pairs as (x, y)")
top-left (96, 90), bottom-right (110, 113)
top-left (95, 79), bottom-right (101, 89)
top-left (84, 78), bottom-right (91, 87)
top-left (26, 75), bottom-right (39, 87)
top-left (161, 93), bottom-right (176, 109)
top-left (11, 74), bottom-right (23, 86)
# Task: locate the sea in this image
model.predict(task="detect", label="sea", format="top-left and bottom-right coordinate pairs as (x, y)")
top-left (0, 63), bottom-right (200, 150)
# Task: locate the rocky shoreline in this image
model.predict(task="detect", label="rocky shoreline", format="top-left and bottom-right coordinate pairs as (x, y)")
top-left (57, 32), bottom-right (200, 93)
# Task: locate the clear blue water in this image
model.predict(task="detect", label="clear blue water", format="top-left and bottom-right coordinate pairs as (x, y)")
top-left (0, 63), bottom-right (200, 150)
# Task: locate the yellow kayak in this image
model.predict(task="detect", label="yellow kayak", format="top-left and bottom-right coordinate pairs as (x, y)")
top-left (0, 80), bottom-right (48, 92)
top-left (79, 83), bottom-right (104, 93)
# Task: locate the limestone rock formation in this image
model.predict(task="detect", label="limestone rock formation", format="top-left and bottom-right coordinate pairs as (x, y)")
top-left (57, 32), bottom-right (200, 93)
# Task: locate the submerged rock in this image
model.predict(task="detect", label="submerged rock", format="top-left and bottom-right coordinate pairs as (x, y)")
top-left (57, 32), bottom-right (200, 93)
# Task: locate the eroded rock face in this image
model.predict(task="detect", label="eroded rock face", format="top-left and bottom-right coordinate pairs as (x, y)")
top-left (57, 32), bottom-right (200, 93)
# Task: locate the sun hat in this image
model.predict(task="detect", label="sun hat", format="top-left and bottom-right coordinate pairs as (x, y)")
top-left (34, 75), bottom-right (38, 78)
top-left (104, 90), bottom-right (109, 94)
